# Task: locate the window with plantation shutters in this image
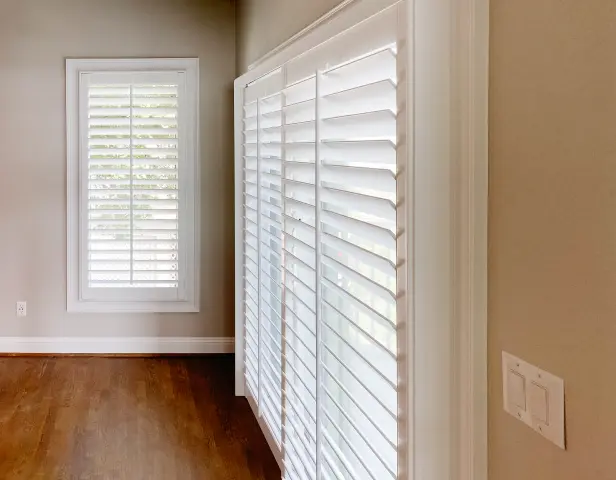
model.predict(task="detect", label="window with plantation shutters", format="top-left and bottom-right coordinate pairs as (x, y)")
top-left (67, 59), bottom-right (200, 312)
top-left (236, 2), bottom-right (409, 479)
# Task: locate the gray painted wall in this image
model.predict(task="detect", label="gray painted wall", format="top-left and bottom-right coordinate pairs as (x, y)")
top-left (0, 0), bottom-right (236, 338)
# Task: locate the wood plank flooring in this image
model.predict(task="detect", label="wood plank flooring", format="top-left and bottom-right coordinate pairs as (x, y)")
top-left (0, 356), bottom-right (280, 479)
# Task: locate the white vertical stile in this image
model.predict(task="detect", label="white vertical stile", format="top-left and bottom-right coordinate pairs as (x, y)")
top-left (78, 73), bottom-right (90, 301)
top-left (129, 84), bottom-right (134, 284)
top-left (281, 64), bottom-right (289, 478)
top-left (396, 1), bottom-right (411, 478)
top-left (314, 70), bottom-right (324, 480)
top-left (234, 83), bottom-right (245, 397)
top-left (256, 99), bottom-right (263, 417)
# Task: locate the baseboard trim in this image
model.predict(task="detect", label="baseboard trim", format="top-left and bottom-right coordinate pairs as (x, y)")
top-left (0, 337), bottom-right (234, 355)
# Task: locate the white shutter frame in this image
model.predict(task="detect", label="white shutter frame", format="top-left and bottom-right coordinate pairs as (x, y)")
top-left (66, 58), bottom-right (200, 313)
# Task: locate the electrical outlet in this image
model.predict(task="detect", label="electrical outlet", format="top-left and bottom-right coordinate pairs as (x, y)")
top-left (16, 302), bottom-right (26, 317)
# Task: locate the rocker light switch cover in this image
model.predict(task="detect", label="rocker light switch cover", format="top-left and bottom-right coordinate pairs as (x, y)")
top-left (502, 351), bottom-right (565, 449)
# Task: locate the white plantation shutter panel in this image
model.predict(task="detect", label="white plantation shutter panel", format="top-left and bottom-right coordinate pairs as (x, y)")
top-left (257, 71), bottom-right (285, 446)
top-left (87, 78), bottom-right (180, 289)
top-left (238, 4), bottom-right (407, 479)
top-left (282, 72), bottom-right (319, 480)
top-left (243, 93), bottom-right (260, 399)
top-left (68, 60), bottom-right (199, 312)
top-left (315, 33), bottom-right (399, 480)
top-left (243, 69), bottom-right (285, 445)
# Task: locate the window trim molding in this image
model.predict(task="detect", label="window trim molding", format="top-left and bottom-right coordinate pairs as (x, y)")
top-left (66, 58), bottom-right (200, 313)
top-left (452, 0), bottom-right (489, 477)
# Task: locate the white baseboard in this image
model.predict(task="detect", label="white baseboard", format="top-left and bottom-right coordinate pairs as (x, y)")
top-left (0, 337), bottom-right (234, 355)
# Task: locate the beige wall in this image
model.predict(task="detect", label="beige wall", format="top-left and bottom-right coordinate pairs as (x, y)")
top-left (236, 0), bottom-right (342, 72)
top-left (489, 0), bottom-right (616, 478)
top-left (0, 0), bottom-right (236, 338)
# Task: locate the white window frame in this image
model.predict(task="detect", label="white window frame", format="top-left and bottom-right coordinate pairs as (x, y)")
top-left (66, 58), bottom-right (200, 313)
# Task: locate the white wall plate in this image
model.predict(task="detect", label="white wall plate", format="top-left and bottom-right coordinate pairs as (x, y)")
top-left (502, 351), bottom-right (565, 449)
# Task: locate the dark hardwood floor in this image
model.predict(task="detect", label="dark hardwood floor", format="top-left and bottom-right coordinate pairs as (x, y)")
top-left (0, 356), bottom-right (280, 479)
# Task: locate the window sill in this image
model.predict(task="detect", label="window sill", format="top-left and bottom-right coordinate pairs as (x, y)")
top-left (66, 299), bottom-right (199, 314)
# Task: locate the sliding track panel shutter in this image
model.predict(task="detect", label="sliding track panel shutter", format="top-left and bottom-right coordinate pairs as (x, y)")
top-left (243, 69), bottom-right (285, 446)
top-left (237, 2), bottom-right (408, 478)
top-left (285, 5), bottom-right (404, 479)
top-left (242, 84), bottom-right (261, 403)
top-left (281, 71), bottom-right (319, 479)
top-left (318, 40), bottom-right (400, 480)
